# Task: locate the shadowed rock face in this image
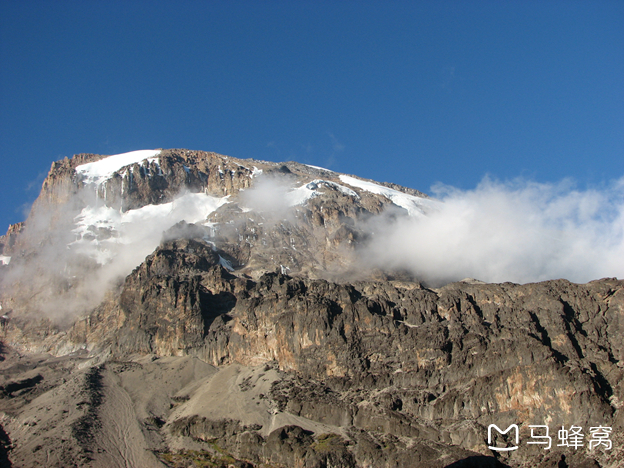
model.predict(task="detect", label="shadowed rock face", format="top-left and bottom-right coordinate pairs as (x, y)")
top-left (0, 149), bottom-right (623, 467)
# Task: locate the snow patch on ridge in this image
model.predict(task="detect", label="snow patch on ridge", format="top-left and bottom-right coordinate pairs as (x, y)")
top-left (76, 149), bottom-right (161, 185)
top-left (286, 179), bottom-right (359, 207)
top-left (339, 175), bottom-right (430, 216)
top-left (287, 182), bottom-right (319, 206)
top-left (70, 192), bottom-right (229, 265)
top-left (304, 164), bottom-right (335, 173)
top-left (309, 180), bottom-right (359, 198)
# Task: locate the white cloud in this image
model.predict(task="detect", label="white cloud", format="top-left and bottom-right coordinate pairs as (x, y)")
top-left (2, 188), bottom-right (228, 324)
top-left (361, 176), bottom-right (624, 285)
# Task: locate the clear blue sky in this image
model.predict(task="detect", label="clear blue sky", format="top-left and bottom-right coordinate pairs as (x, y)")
top-left (1, 0), bottom-right (622, 232)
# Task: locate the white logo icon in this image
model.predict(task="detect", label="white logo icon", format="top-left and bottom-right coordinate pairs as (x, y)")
top-left (488, 424), bottom-right (519, 451)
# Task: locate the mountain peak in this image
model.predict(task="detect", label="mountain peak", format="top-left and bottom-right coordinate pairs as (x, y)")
top-left (1, 149), bottom-right (621, 468)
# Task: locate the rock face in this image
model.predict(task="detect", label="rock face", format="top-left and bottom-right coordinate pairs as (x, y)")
top-left (0, 149), bottom-right (622, 468)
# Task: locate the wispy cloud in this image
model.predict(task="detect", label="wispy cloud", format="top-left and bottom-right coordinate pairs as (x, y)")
top-left (323, 132), bottom-right (345, 168)
top-left (16, 201), bottom-right (34, 220)
top-left (25, 172), bottom-right (47, 192)
top-left (328, 132), bottom-right (345, 152)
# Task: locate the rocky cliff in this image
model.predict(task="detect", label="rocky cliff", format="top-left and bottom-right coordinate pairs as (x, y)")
top-left (0, 149), bottom-right (622, 468)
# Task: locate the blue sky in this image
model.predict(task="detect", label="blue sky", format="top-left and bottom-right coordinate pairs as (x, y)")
top-left (1, 0), bottom-right (623, 233)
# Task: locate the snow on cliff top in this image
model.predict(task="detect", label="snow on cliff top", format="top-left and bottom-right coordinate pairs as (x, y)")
top-left (339, 175), bottom-right (430, 216)
top-left (76, 149), bottom-right (161, 185)
top-left (304, 164), bottom-right (335, 173)
top-left (70, 192), bottom-right (229, 265)
top-left (287, 180), bottom-right (359, 207)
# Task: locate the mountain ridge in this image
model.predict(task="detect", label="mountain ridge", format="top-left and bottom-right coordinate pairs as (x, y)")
top-left (0, 149), bottom-right (622, 467)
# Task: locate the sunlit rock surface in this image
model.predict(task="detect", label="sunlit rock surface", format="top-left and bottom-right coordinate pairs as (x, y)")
top-left (0, 149), bottom-right (622, 467)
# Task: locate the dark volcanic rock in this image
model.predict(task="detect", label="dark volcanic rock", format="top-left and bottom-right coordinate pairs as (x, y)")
top-left (1, 149), bottom-right (622, 467)
top-left (51, 237), bottom-right (624, 467)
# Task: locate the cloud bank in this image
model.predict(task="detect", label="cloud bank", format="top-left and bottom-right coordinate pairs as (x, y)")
top-left (362, 177), bottom-right (624, 285)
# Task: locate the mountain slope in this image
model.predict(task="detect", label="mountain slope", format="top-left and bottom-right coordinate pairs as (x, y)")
top-left (0, 149), bottom-right (622, 468)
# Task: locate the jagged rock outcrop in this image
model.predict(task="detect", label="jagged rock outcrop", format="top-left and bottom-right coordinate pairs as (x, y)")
top-left (0, 222), bottom-right (24, 257)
